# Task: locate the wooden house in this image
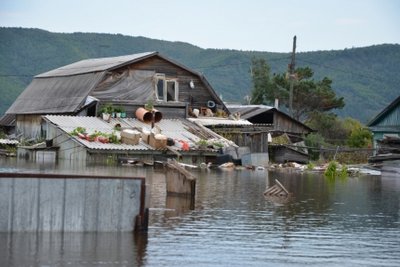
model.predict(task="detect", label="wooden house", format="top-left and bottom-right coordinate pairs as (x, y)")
top-left (223, 105), bottom-right (314, 164)
top-left (367, 95), bottom-right (400, 157)
top-left (5, 52), bottom-right (228, 140)
top-left (227, 104), bottom-right (313, 139)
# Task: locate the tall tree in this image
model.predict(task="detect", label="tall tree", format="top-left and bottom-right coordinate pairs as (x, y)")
top-left (250, 59), bottom-right (345, 121)
top-left (249, 58), bottom-right (272, 104)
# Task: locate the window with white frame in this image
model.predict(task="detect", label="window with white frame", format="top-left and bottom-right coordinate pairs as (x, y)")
top-left (155, 74), bottom-right (179, 102)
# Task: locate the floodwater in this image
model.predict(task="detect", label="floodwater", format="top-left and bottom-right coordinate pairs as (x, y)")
top-left (1, 158), bottom-right (400, 267)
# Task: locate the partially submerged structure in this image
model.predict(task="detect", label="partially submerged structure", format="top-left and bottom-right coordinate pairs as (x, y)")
top-left (24, 115), bottom-right (234, 164)
top-left (223, 104), bottom-right (313, 164)
top-left (3, 52), bottom-right (317, 166)
top-left (0, 172), bottom-right (148, 232)
top-left (367, 95), bottom-right (400, 152)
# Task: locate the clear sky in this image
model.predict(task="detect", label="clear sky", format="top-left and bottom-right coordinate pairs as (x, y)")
top-left (1, 0), bottom-right (399, 52)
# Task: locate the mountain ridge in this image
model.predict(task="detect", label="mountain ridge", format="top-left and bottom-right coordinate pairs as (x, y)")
top-left (1, 27), bottom-right (399, 123)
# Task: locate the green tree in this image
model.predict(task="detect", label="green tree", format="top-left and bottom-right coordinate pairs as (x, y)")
top-left (250, 58), bottom-right (345, 121)
top-left (305, 111), bottom-right (348, 145)
top-left (343, 117), bottom-right (372, 148)
top-left (249, 57), bottom-right (272, 104)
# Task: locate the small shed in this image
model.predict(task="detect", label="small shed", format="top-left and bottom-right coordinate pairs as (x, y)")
top-left (227, 104), bottom-right (313, 139)
top-left (367, 95), bottom-right (400, 156)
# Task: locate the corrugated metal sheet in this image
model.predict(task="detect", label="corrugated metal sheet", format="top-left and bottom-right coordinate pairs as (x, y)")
top-left (45, 115), bottom-right (150, 151)
top-left (44, 115), bottom-right (220, 151)
top-left (227, 104), bottom-right (274, 120)
top-left (119, 118), bottom-right (202, 143)
top-left (188, 117), bottom-right (252, 126)
top-left (226, 104), bottom-right (313, 132)
top-left (7, 73), bottom-right (104, 114)
top-left (0, 139), bottom-right (19, 145)
top-left (37, 52), bottom-right (156, 77)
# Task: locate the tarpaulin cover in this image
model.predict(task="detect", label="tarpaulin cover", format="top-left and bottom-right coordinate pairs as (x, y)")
top-left (91, 69), bottom-right (155, 101)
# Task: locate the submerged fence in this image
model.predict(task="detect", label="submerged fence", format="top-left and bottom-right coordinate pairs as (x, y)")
top-left (0, 173), bottom-right (148, 232)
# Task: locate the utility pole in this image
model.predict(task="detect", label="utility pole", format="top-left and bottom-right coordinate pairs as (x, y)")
top-left (288, 35), bottom-right (296, 117)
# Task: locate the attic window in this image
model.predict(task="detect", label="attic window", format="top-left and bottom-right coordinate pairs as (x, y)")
top-left (155, 74), bottom-right (179, 102)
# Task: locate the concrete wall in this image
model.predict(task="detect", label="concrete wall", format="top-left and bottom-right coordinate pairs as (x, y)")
top-left (0, 173), bottom-right (147, 232)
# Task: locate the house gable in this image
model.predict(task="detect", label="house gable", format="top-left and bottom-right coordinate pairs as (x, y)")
top-left (227, 105), bottom-right (313, 135)
top-left (367, 95), bottom-right (400, 133)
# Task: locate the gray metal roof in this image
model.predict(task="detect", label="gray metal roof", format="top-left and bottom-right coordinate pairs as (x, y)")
top-left (227, 104), bottom-right (274, 120)
top-left (0, 139), bottom-right (19, 145)
top-left (44, 115), bottom-right (151, 151)
top-left (37, 52), bottom-right (157, 77)
top-left (188, 117), bottom-right (252, 126)
top-left (114, 118), bottom-right (202, 143)
top-left (43, 115), bottom-right (226, 151)
top-left (226, 104), bottom-right (313, 132)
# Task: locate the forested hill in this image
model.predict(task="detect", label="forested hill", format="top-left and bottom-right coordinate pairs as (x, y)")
top-left (1, 27), bottom-right (399, 123)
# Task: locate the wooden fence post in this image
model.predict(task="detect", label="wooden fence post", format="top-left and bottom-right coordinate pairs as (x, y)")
top-left (165, 159), bottom-right (196, 209)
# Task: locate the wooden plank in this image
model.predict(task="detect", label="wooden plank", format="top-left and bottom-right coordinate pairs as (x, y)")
top-left (275, 179), bottom-right (289, 195)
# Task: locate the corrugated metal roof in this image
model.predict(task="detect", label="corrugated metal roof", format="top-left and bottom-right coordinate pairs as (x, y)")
top-left (188, 117), bottom-right (252, 126)
top-left (226, 104), bottom-right (313, 132)
top-left (117, 118), bottom-right (203, 143)
top-left (44, 115), bottom-right (150, 151)
top-left (0, 139), bottom-right (19, 145)
top-left (37, 52), bottom-right (157, 77)
top-left (44, 116), bottom-right (213, 151)
top-left (227, 104), bottom-right (274, 120)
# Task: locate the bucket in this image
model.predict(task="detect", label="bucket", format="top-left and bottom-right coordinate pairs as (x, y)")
top-left (135, 107), bottom-right (153, 123)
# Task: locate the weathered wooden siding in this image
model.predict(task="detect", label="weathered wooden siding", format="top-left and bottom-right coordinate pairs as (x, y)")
top-left (212, 126), bottom-right (271, 153)
top-left (269, 145), bottom-right (309, 164)
top-left (0, 173), bottom-right (147, 232)
top-left (130, 57), bottom-right (223, 111)
top-left (47, 126), bottom-right (87, 161)
top-left (371, 102), bottom-right (400, 128)
top-left (16, 114), bottom-right (43, 140)
top-left (273, 113), bottom-right (310, 134)
top-left (368, 101), bottom-right (400, 153)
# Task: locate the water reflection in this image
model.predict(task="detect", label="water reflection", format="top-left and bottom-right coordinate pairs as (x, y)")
top-left (1, 158), bottom-right (400, 267)
top-left (0, 232), bottom-right (149, 267)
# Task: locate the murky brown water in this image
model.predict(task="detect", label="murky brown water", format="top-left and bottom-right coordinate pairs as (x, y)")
top-left (1, 158), bottom-right (400, 266)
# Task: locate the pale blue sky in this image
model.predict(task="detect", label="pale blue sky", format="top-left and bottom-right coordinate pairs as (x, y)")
top-left (1, 0), bottom-right (399, 52)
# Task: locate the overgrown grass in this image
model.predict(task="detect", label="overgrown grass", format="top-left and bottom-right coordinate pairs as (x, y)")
top-left (324, 160), bottom-right (348, 181)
